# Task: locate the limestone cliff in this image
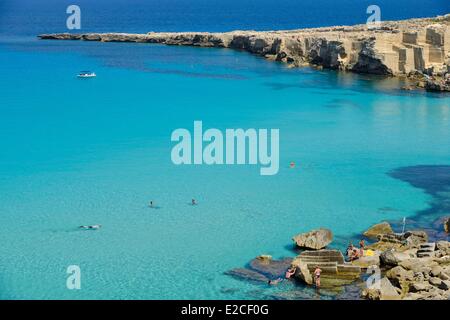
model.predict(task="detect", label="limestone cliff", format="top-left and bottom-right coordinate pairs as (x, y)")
top-left (39, 14), bottom-right (450, 89)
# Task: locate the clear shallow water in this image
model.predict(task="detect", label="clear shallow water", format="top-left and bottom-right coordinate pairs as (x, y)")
top-left (0, 1), bottom-right (450, 300)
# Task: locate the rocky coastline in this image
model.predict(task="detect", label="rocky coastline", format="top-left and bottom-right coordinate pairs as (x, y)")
top-left (39, 15), bottom-right (450, 92)
top-left (226, 218), bottom-right (450, 300)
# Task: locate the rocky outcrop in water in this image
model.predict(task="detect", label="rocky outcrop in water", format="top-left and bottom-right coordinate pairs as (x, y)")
top-left (363, 222), bottom-right (394, 239)
top-left (292, 228), bottom-right (333, 250)
top-left (225, 256), bottom-right (292, 284)
top-left (39, 15), bottom-right (450, 90)
top-left (425, 74), bottom-right (450, 92)
top-left (291, 249), bottom-right (361, 288)
top-left (225, 221), bottom-right (450, 300)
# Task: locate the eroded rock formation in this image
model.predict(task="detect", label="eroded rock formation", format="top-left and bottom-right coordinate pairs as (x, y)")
top-left (292, 228), bottom-right (333, 250)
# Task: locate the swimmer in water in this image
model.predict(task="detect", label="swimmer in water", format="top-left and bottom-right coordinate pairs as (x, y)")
top-left (79, 224), bottom-right (102, 230)
top-left (149, 201), bottom-right (154, 208)
top-left (268, 278), bottom-right (283, 285)
top-left (192, 199), bottom-right (197, 206)
top-left (285, 267), bottom-right (296, 279)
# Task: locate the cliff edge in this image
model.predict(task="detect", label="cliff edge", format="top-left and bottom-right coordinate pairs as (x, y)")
top-left (39, 14), bottom-right (450, 91)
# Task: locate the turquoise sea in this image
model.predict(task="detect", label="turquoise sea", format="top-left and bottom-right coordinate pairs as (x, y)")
top-left (0, 0), bottom-right (450, 299)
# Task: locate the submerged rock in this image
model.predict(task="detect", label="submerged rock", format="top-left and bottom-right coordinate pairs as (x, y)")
top-left (225, 256), bottom-right (293, 284)
top-left (248, 257), bottom-right (292, 279)
top-left (292, 228), bottom-right (333, 250)
top-left (256, 255), bottom-right (272, 262)
top-left (224, 268), bottom-right (269, 283)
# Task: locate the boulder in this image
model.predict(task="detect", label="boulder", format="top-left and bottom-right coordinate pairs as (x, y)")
top-left (295, 261), bottom-right (313, 285)
top-left (409, 281), bottom-right (434, 292)
top-left (436, 241), bottom-right (450, 255)
top-left (434, 255), bottom-right (450, 264)
top-left (404, 231), bottom-right (428, 247)
top-left (380, 250), bottom-right (411, 267)
top-left (386, 266), bottom-right (414, 287)
top-left (379, 277), bottom-right (401, 300)
top-left (256, 255), bottom-right (272, 262)
top-left (403, 292), bottom-right (425, 300)
top-left (292, 228), bottom-right (333, 250)
top-left (440, 272), bottom-right (450, 281)
top-left (429, 277), bottom-right (442, 287)
top-left (399, 258), bottom-right (438, 273)
top-left (439, 280), bottom-right (450, 290)
top-left (351, 253), bottom-right (380, 269)
top-left (367, 235), bottom-right (403, 251)
top-left (363, 222), bottom-right (393, 239)
top-left (430, 265), bottom-right (443, 278)
top-left (425, 78), bottom-right (450, 92)
top-left (413, 272), bottom-right (425, 282)
top-left (361, 288), bottom-right (381, 300)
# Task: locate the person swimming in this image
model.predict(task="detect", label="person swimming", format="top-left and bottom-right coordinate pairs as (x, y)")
top-left (191, 199), bottom-right (197, 205)
top-left (79, 224), bottom-right (101, 230)
top-left (268, 278), bottom-right (283, 285)
top-left (285, 267), bottom-right (296, 279)
top-left (149, 201), bottom-right (154, 208)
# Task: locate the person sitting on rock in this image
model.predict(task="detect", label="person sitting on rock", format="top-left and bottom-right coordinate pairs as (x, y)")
top-left (350, 247), bottom-right (361, 261)
top-left (346, 242), bottom-right (355, 260)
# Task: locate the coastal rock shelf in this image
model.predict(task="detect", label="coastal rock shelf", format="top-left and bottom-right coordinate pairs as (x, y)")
top-left (292, 250), bottom-right (361, 288)
top-left (225, 219), bottom-right (450, 300)
top-left (39, 15), bottom-right (450, 90)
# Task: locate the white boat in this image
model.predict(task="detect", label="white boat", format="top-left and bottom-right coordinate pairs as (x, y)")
top-left (77, 71), bottom-right (96, 78)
